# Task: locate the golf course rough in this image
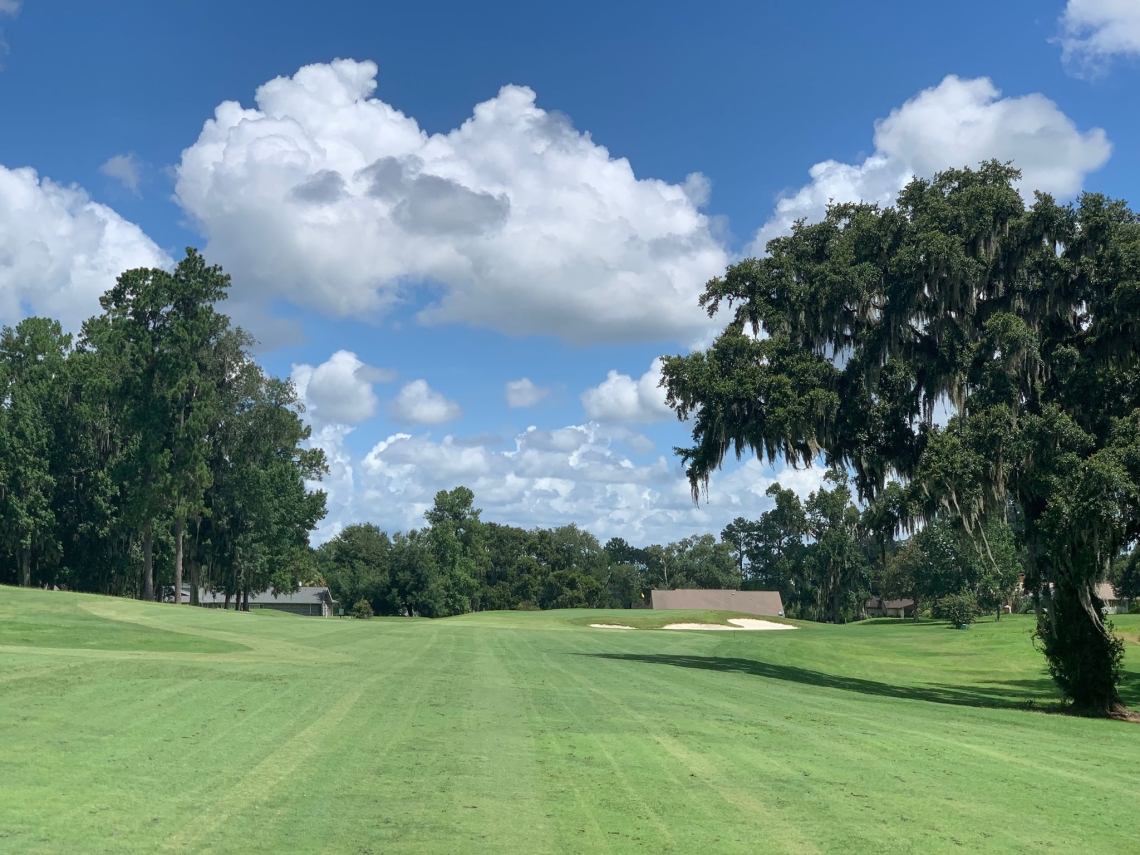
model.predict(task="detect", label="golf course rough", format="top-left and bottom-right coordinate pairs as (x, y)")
top-left (0, 588), bottom-right (1137, 854)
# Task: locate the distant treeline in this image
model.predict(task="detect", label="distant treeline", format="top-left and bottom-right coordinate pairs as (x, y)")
top-left (0, 250), bottom-right (327, 602)
top-left (317, 473), bottom-right (1031, 623)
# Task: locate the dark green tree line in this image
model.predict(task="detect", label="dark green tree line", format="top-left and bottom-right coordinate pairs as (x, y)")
top-left (0, 250), bottom-right (327, 600)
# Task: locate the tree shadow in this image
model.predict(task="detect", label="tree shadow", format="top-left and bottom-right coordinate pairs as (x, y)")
top-left (585, 652), bottom-right (1067, 713)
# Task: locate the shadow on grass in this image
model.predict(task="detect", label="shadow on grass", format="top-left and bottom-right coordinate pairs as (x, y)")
top-left (585, 652), bottom-right (1067, 713)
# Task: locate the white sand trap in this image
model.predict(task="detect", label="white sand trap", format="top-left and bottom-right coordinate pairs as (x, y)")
top-left (662, 618), bottom-right (796, 631)
top-left (590, 623), bottom-right (635, 629)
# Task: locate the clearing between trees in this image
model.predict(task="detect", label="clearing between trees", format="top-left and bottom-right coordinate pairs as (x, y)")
top-left (0, 587), bottom-right (1137, 854)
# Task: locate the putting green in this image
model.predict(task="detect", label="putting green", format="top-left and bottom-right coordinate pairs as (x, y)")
top-left (0, 587), bottom-right (1136, 853)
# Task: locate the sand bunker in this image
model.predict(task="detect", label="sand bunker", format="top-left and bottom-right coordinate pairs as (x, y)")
top-left (589, 623), bottom-right (635, 629)
top-left (662, 618), bottom-right (796, 631)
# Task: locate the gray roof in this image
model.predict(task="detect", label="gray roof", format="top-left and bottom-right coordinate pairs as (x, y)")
top-left (195, 586), bottom-right (336, 605)
top-left (1097, 582), bottom-right (1122, 603)
top-left (650, 589), bottom-right (784, 616)
top-left (866, 597), bottom-right (915, 610)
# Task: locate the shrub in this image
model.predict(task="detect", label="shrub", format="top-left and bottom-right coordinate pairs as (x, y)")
top-left (934, 592), bottom-right (980, 627)
top-left (350, 599), bottom-right (374, 619)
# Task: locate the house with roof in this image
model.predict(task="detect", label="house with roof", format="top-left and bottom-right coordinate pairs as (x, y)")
top-left (162, 585), bottom-right (338, 616)
top-left (649, 589), bottom-right (785, 616)
top-left (1097, 582), bottom-right (1131, 615)
top-left (864, 596), bottom-right (916, 619)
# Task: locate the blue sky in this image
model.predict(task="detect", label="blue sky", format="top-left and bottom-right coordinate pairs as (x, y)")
top-left (0, 0), bottom-right (1137, 543)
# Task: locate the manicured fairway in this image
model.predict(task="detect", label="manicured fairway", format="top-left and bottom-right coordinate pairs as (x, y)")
top-left (0, 588), bottom-right (1137, 854)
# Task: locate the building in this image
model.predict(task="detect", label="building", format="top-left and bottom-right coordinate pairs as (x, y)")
top-left (162, 585), bottom-right (338, 616)
top-left (650, 589), bottom-right (784, 616)
top-left (1097, 582), bottom-right (1131, 615)
top-left (864, 597), bottom-right (916, 618)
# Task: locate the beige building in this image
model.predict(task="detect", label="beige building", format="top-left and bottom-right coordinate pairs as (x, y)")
top-left (650, 589), bottom-right (784, 616)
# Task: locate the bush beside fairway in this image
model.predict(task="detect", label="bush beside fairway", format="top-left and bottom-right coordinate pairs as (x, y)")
top-left (0, 587), bottom-right (1137, 854)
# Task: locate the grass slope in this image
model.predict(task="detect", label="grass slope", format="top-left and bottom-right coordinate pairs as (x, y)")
top-left (0, 587), bottom-right (1137, 854)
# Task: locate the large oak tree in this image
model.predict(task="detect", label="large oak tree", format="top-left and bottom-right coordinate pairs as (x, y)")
top-left (662, 162), bottom-right (1140, 716)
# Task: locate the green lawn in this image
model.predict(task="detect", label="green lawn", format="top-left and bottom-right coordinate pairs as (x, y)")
top-left (0, 587), bottom-right (1137, 854)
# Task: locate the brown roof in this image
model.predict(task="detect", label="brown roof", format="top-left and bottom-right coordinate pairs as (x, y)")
top-left (866, 597), bottom-right (915, 610)
top-left (650, 589), bottom-right (784, 616)
top-left (1097, 582), bottom-right (1120, 602)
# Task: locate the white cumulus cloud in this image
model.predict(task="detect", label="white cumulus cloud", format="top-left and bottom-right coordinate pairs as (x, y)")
top-left (505, 377), bottom-right (549, 408)
top-left (305, 421), bottom-right (827, 545)
top-left (0, 165), bottom-right (171, 328)
top-left (581, 358), bottom-right (673, 424)
top-left (99, 153), bottom-right (145, 196)
top-left (749, 75), bottom-right (1111, 254)
top-left (291, 349), bottom-right (394, 426)
top-left (389, 379), bottom-right (462, 425)
top-left (174, 59), bottom-right (728, 345)
top-left (1059, 0), bottom-right (1140, 76)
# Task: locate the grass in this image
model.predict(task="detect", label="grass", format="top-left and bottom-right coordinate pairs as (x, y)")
top-left (0, 588), bottom-right (1137, 854)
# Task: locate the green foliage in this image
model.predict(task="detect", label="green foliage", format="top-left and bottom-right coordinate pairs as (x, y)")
top-left (0, 318), bottom-right (69, 588)
top-left (801, 471), bottom-right (872, 622)
top-left (1115, 546), bottom-right (1140, 600)
top-left (349, 598), bottom-right (374, 619)
top-left (318, 524), bottom-right (393, 615)
top-left (662, 162), bottom-right (1140, 713)
top-left (0, 251), bottom-right (325, 602)
top-left (933, 592), bottom-right (980, 626)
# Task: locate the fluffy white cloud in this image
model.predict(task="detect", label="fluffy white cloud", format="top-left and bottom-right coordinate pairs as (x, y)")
top-left (0, 165), bottom-right (171, 328)
top-left (305, 421), bottom-right (827, 545)
top-left (291, 349), bottom-right (394, 426)
top-left (581, 358), bottom-right (673, 424)
top-left (99, 153), bottom-right (144, 196)
top-left (174, 59), bottom-right (728, 345)
top-left (750, 75), bottom-right (1111, 254)
top-left (1059, 0), bottom-right (1140, 76)
top-left (389, 379), bottom-right (462, 425)
top-left (505, 377), bottom-right (548, 408)
top-left (0, 1), bottom-right (21, 14)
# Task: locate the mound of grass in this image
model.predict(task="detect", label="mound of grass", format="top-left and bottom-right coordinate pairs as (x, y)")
top-left (0, 588), bottom-right (1137, 853)
top-left (0, 589), bottom-right (243, 654)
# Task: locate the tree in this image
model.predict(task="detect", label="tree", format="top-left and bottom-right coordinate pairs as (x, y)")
top-left (801, 471), bottom-right (871, 623)
top-left (749, 483), bottom-right (808, 606)
top-left (1115, 547), bottom-right (1140, 603)
top-left (0, 318), bottom-right (69, 587)
top-left (318, 524), bottom-right (393, 614)
top-left (424, 487), bottom-right (487, 615)
top-left (483, 522), bottom-right (542, 609)
top-left (85, 249), bottom-right (233, 603)
top-left (669, 534), bottom-right (739, 590)
top-left (663, 162), bottom-right (1140, 714)
top-left (389, 529), bottom-right (441, 617)
top-left (861, 481), bottom-right (907, 577)
top-left (721, 517), bottom-right (759, 586)
top-left (880, 538), bottom-right (925, 622)
top-left (197, 356), bottom-right (326, 608)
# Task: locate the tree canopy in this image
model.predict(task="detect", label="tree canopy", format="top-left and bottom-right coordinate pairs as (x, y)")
top-left (0, 250), bottom-right (327, 603)
top-left (662, 162), bottom-right (1140, 715)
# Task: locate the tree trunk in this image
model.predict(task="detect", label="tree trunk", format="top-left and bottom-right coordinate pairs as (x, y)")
top-left (143, 522), bottom-right (154, 602)
top-left (173, 516), bottom-right (184, 605)
top-left (912, 596), bottom-right (920, 623)
top-left (223, 591), bottom-right (231, 610)
top-left (1036, 578), bottom-right (1125, 715)
top-left (241, 586), bottom-right (249, 612)
top-left (20, 545), bottom-right (31, 588)
top-left (190, 558), bottom-right (200, 606)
